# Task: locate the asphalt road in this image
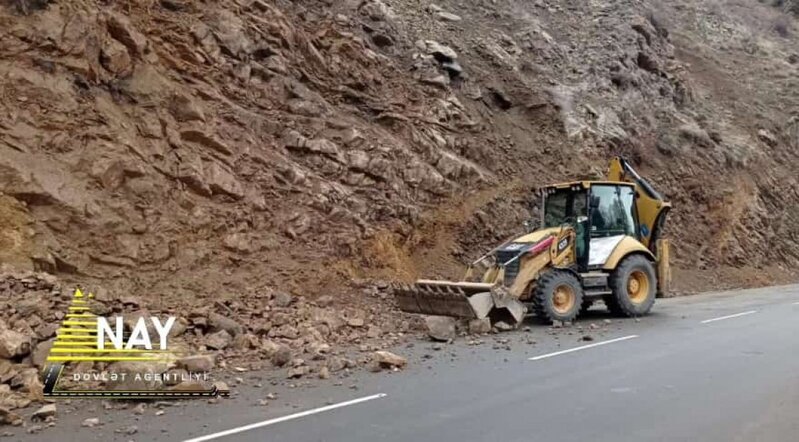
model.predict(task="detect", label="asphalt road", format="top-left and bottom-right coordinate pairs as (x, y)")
top-left (19, 284), bottom-right (799, 441)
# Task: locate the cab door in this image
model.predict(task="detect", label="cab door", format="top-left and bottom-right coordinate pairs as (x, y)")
top-left (586, 184), bottom-right (639, 268)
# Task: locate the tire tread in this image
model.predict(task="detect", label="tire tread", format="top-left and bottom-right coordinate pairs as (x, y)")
top-left (607, 254), bottom-right (657, 317)
top-left (532, 270), bottom-right (584, 323)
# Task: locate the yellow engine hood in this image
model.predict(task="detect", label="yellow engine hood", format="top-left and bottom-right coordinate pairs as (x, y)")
top-left (512, 227), bottom-right (561, 243)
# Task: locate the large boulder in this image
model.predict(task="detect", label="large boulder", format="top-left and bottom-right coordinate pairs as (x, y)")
top-left (424, 316), bottom-right (456, 342)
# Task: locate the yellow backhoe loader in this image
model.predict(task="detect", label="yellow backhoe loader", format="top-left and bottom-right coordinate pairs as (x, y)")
top-left (394, 157), bottom-right (671, 326)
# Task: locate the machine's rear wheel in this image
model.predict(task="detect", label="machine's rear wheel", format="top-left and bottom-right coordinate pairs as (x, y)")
top-left (608, 255), bottom-right (657, 317)
top-left (533, 270), bottom-right (584, 323)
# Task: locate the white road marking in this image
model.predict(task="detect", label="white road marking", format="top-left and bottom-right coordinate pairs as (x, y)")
top-left (793, 302), bottom-right (799, 305)
top-left (528, 335), bottom-right (639, 361)
top-left (183, 393), bottom-right (387, 442)
top-left (700, 310), bottom-right (757, 324)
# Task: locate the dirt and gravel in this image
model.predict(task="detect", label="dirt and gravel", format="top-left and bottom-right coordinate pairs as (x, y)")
top-left (0, 0), bottom-right (797, 434)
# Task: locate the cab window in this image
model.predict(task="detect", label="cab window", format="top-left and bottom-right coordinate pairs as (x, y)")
top-left (544, 189), bottom-right (587, 228)
top-left (589, 185), bottom-right (637, 238)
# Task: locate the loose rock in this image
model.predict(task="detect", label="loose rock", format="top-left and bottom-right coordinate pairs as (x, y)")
top-left (81, 417), bottom-right (100, 428)
top-left (373, 351), bottom-right (407, 369)
top-left (468, 318), bottom-right (492, 334)
top-left (272, 292), bottom-right (294, 308)
top-left (208, 313), bottom-right (243, 336)
top-left (177, 354), bottom-right (215, 372)
top-left (205, 330), bottom-right (232, 350)
top-left (0, 408), bottom-right (21, 426)
top-left (0, 330), bottom-right (32, 359)
top-left (31, 404), bottom-right (56, 421)
top-left (116, 425), bottom-right (138, 435)
top-left (425, 40), bottom-right (458, 61)
top-left (425, 316), bottom-right (456, 341)
top-left (318, 366), bottom-right (330, 379)
top-left (287, 366), bottom-right (310, 378)
top-left (435, 12), bottom-right (462, 22)
top-left (271, 344), bottom-right (292, 367)
top-left (494, 321), bottom-right (515, 332)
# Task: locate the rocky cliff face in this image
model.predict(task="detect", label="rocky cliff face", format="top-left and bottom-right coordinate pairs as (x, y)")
top-left (0, 0), bottom-right (797, 415)
top-left (0, 0), bottom-right (797, 310)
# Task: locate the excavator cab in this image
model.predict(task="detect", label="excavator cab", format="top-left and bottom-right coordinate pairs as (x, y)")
top-left (540, 182), bottom-right (641, 272)
top-left (394, 157), bottom-right (671, 328)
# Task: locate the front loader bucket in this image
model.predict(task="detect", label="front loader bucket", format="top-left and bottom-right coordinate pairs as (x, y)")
top-left (393, 280), bottom-right (525, 326)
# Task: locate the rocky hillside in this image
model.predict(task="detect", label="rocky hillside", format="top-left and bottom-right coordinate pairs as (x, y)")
top-left (0, 0), bottom-right (797, 421)
top-left (0, 0), bottom-right (798, 327)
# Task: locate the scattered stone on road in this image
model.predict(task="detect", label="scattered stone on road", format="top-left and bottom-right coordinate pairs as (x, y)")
top-left (425, 316), bottom-right (456, 341)
top-left (116, 425), bottom-right (138, 435)
top-left (373, 351), bottom-right (407, 369)
top-left (318, 366), bottom-right (331, 379)
top-left (287, 366), bottom-right (310, 378)
top-left (0, 407), bottom-right (21, 426)
top-left (26, 425), bottom-right (42, 434)
top-left (81, 417), bottom-right (100, 428)
top-left (468, 318), bottom-right (492, 334)
top-left (31, 404), bottom-right (56, 421)
top-left (494, 321), bottom-right (515, 332)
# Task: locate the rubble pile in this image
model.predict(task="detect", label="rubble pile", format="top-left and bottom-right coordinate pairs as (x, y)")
top-left (0, 269), bottom-right (418, 419)
top-left (0, 271), bottom-right (60, 418)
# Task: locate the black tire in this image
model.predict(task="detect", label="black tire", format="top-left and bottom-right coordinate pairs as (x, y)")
top-left (603, 294), bottom-right (625, 315)
top-left (608, 254), bottom-right (657, 317)
top-left (532, 270), bottom-right (584, 323)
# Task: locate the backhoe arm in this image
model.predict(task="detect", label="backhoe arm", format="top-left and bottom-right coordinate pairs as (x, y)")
top-left (608, 157), bottom-right (671, 296)
top-left (607, 157), bottom-right (671, 252)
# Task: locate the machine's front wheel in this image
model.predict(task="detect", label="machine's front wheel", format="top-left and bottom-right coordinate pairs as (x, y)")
top-left (608, 255), bottom-right (657, 316)
top-left (533, 270), bottom-right (584, 323)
